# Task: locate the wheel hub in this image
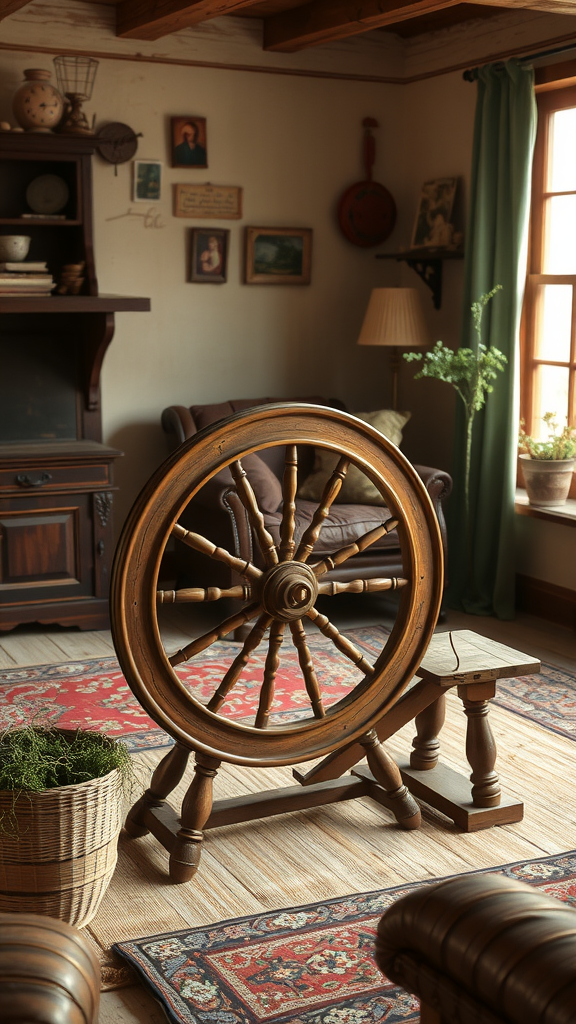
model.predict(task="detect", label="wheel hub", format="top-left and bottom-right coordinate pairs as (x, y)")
top-left (261, 561), bottom-right (318, 621)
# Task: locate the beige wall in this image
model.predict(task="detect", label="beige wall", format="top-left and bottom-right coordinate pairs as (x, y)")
top-left (1, 9), bottom-right (573, 593)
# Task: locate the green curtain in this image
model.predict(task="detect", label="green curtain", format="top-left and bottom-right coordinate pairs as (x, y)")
top-left (447, 60), bottom-right (537, 618)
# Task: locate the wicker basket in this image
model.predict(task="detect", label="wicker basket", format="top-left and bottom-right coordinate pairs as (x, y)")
top-left (0, 735), bottom-right (124, 929)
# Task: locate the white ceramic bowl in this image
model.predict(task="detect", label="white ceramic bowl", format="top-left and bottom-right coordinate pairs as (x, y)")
top-left (0, 235), bottom-right (31, 261)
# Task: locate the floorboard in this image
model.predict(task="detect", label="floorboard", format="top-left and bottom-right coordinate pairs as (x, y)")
top-left (2, 603), bottom-right (575, 1023)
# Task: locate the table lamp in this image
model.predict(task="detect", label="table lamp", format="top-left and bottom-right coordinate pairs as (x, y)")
top-left (357, 287), bottom-right (429, 409)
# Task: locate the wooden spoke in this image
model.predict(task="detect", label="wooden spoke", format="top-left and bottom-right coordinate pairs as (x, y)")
top-left (230, 460), bottom-right (278, 568)
top-left (307, 607), bottom-right (374, 676)
top-left (311, 519), bottom-right (399, 577)
top-left (317, 577), bottom-right (408, 597)
top-left (295, 456), bottom-right (350, 563)
top-left (169, 603), bottom-right (261, 667)
top-left (289, 619), bottom-right (325, 718)
top-left (279, 445), bottom-right (298, 562)
top-left (255, 621), bottom-right (286, 728)
top-left (207, 613), bottom-right (273, 714)
top-left (158, 585), bottom-right (252, 604)
top-left (173, 524), bottom-right (262, 581)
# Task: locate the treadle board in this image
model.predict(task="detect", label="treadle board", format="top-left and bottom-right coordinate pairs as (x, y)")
top-left (419, 630), bottom-right (541, 686)
top-left (391, 761), bottom-right (524, 832)
top-left (205, 776), bottom-right (371, 828)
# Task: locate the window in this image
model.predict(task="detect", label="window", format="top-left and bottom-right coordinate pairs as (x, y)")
top-left (522, 85), bottom-right (576, 495)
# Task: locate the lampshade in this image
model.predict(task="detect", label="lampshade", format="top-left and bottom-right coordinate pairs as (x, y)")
top-left (357, 287), bottom-right (429, 349)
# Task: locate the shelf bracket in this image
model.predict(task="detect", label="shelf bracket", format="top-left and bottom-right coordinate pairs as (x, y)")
top-left (405, 257), bottom-right (442, 310)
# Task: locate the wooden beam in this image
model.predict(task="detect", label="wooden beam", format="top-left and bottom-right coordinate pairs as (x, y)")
top-left (264, 0), bottom-right (576, 52)
top-left (117, 0), bottom-right (264, 40)
top-left (263, 0), bottom-right (463, 52)
top-left (0, 0), bottom-right (33, 21)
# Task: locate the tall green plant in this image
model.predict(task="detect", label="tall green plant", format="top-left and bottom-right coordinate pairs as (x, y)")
top-left (404, 286), bottom-right (507, 583)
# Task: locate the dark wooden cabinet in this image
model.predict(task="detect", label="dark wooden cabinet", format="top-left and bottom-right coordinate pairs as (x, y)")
top-left (0, 134), bottom-right (150, 631)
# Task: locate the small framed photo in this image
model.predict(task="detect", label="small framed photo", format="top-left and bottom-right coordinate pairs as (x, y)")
top-left (190, 228), bottom-right (229, 284)
top-left (245, 227), bottom-right (312, 285)
top-left (171, 116), bottom-right (207, 168)
top-left (411, 177), bottom-right (457, 248)
top-left (133, 160), bottom-right (162, 202)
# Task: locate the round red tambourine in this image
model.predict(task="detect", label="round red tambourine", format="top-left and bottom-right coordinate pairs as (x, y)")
top-left (337, 179), bottom-right (397, 248)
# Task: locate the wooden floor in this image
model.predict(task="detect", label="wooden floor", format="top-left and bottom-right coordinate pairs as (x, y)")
top-left (2, 601), bottom-right (575, 1024)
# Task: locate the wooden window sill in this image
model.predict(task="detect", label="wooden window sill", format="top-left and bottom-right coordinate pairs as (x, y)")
top-left (515, 489), bottom-right (576, 527)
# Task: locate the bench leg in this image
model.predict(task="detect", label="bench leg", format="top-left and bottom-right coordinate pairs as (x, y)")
top-left (410, 694), bottom-right (446, 771)
top-left (460, 686), bottom-right (501, 808)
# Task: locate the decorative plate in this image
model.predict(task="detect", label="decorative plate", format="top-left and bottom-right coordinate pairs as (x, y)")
top-left (26, 174), bottom-right (69, 215)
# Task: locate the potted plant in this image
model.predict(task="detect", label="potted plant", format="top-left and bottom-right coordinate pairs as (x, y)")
top-left (519, 412), bottom-right (576, 506)
top-left (0, 726), bottom-right (131, 928)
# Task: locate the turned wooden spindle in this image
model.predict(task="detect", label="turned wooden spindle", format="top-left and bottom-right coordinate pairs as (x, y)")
top-left (290, 619), bottom-right (325, 717)
top-left (207, 613), bottom-right (272, 713)
top-left (125, 742), bottom-right (191, 838)
top-left (279, 445), bottom-right (298, 562)
top-left (169, 602), bottom-right (261, 667)
top-left (231, 460), bottom-right (279, 567)
top-left (170, 751), bottom-right (221, 883)
top-left (172, 524), bottom-right (263, 581)
top-left (460, 689), bottom-right (501, 807)
top-left (307, 607), bottom-right (374, 675)
top-left (311, 519), bottom-right (399, 576)
top-left (295, 457), bottom-right (350, 562)
top-left (360, 729), bottom-right (421, 829)
top-left (256, 621), bottom-right (285, 728)
top-left (410, 693), bottom-right (446, 771)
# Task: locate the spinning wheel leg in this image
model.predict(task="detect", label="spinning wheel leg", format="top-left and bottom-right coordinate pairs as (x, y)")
top-left (359, 730), bottom-right (421, 830)
top-left (410, 694), bottom-right (446, 771)
top-left (170, 752), bottom-right (221, 883)
top-left (125, 742), bottom-right (191, 838)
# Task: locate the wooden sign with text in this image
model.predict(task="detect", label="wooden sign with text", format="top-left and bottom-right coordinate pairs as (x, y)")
top-left (174, 184), bottom-right (243, 220)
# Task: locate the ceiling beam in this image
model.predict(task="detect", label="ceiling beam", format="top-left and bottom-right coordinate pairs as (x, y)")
top-left (263, 0), bottom-right (466, 52)
top-left (473, 0), bottom-right (576, 13)
top-left (0, 0), bottom-right (34, 21)
top-left (117, 0), bottom-right (265, 40)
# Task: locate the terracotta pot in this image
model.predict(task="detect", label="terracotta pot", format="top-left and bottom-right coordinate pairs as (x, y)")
top-left (519, 453), bottom-right (574, 506)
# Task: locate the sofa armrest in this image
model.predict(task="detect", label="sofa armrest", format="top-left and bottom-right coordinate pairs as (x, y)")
top-left (161, 405), bottom-right (197, 449)
top-left (375, 872), bottom-right (576, 1024)
top-left (413, 465), bottom-right (452, 565)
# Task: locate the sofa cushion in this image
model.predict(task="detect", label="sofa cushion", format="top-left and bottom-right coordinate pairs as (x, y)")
top-left (297, 409), bottom-right (411, 507)
top-left (263, 499), bottom-right (398, 555)
top-left (212, 453), bottom-right (283, 514)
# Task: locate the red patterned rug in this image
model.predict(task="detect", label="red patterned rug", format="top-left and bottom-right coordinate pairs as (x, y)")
top-left (113, 849), bottom-right (576, 1024)
top-left (0, 626), bottom-right (574, 750)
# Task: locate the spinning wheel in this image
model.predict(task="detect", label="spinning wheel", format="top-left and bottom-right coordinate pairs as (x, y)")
top-left (112, 404), bottom-right (444, 881)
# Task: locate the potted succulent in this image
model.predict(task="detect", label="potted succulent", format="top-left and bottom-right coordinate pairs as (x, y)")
top-left (519, 413), bottom-right (576, 506)
top-left (0, 726), bottom-right (131, 927)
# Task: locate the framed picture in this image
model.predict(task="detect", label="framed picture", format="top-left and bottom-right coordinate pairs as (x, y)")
top-left (190, 228), bottom-right (229, 284)
top-left (133, 160), bottom-right (162, 202)
top-left (171, 116), bottom-right (207, 168)
top-left (245, 227), bottom-right (312, 285)
top-left (411, 178), bottom-right (457, 248)
top-left (174, 183), bottom-right (242, 219)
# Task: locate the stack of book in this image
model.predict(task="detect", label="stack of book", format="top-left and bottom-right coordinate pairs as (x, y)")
top-left (0, 261), bottom-right (55, 296)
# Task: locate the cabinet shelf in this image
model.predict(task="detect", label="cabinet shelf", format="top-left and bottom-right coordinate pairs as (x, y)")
top-left (376, 248), bottom-right (464, 309)
top-left (0, 294), bottom-right (151, 313)
top-left (0, 217), bottom-right (82, 226)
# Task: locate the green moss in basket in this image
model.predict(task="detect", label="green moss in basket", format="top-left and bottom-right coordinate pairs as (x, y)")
top-left (0, 727), bottom-right (132, 792)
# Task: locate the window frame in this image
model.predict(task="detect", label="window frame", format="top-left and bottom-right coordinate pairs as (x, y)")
top-left (522, 82), bottom-right (576, 497)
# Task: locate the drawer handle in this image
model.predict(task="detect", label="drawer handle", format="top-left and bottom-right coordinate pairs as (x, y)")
top-left (15, 472), bottom-right (53, 488)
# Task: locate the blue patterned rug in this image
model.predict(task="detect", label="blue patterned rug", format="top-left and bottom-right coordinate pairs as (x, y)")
top-left (114, 849), bottom-right (576, 1024)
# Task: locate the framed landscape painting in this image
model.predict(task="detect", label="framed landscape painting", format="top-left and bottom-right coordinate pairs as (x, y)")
top-left (190, 228), bottom-right (229, 284)
top-left (245, 227), bottom-right (312, 285)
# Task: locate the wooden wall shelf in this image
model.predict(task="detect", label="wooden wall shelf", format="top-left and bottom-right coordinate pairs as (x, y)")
top-left (0, 295), bottom-right (151, 313)
top-left (376, 248), bottom-right (464, 309)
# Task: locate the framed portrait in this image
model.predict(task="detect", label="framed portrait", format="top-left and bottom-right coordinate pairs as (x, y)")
top-left (411, 177), bottom-right (457, 248)
top-left (171, 116), bottom-right (207, 168)
top-left (245, 227), bottom-right (312, 285)
top-left (133, 160), bottom-right (162, 202)
top-left (190, 228), bottom-right (229, 284)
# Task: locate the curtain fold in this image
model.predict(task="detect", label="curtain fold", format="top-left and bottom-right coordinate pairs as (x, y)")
top-left (447, 60), bottom-right (537, 619)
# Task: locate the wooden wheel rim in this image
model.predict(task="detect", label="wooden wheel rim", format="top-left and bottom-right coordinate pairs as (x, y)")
top-left (111, 404), bottom-right (443, 767)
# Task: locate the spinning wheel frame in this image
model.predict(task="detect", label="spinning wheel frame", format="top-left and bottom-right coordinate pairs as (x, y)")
top-left (111, 404), bottom-right (443, 768)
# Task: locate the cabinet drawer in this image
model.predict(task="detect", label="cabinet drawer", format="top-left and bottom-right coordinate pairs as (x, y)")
top-left (0, 462), bottom-right (111, 494)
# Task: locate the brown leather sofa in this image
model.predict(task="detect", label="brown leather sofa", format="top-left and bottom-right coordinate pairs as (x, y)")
top-left (375, 871), bottom-right (576, 1024)
top-left (161, 396), bottom-right (452, 593)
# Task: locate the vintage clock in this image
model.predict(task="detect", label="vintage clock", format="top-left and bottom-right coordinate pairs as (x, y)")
top-left (12, 69), bottom-right (64, 133)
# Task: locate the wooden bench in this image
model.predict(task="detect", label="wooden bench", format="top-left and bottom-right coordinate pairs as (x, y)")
top-left (293, 629), bottom-right (540, 833)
